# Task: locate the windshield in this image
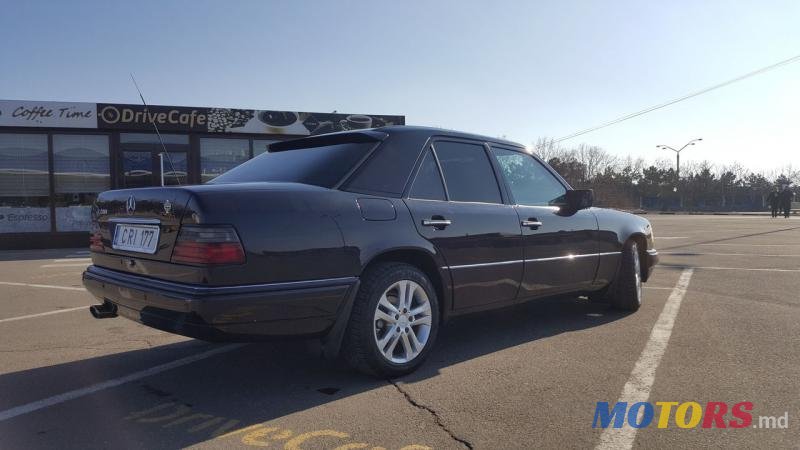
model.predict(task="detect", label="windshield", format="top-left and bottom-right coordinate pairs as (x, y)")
top-left (208, 142), bottom-right (375, 188)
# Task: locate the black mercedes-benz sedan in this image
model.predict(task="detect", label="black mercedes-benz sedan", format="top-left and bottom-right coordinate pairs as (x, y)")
top-left (83, 126), bottom-right (658, 376)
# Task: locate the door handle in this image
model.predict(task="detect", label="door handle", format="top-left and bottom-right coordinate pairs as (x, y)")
top-left (522, 219), bottom-right (543, 229)
top-left (422, 218), bottom-right (452, 228)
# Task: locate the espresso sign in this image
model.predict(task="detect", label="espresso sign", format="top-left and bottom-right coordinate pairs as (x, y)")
top-left (0, 100), bottom-right (96, 128)
top-left (97, 103), bottom-right (209, 132)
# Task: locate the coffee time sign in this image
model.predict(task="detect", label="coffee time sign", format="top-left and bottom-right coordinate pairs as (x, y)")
top-left (0, 100), bottom-right (96, 128)
top-left (0, 99), bottom-right (404, 135)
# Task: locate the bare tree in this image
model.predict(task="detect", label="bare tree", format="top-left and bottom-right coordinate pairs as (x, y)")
top-left (574, 144), bottom-right (617, 180)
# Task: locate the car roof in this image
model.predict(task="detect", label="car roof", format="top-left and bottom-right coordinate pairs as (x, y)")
top-left (268, 125), bottom-right (528, 153)
top-left (373, 125), bottom-right (526, 150)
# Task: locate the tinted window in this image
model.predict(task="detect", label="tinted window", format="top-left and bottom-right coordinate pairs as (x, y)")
top-left (434, 141), bottom-right (501, 204)
top-left (209, 142), bottom-right (373, 188)
top-left (346, 137), bottom-right (420, 196)
top-left (409, 149), bottom-right (446, 201)
top-left (492, 148), bottom-right (566, 206)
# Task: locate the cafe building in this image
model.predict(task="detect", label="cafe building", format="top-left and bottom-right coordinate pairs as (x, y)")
top-left (0, 99), bottom-right (404, 249)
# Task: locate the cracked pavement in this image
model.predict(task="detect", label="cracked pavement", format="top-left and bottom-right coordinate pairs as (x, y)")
top-left (0, 216), bottom-right (798, 449)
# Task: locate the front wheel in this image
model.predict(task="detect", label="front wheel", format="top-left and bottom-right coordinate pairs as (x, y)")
top-left (609, 241), bottom-right (643, 311)
top-left (342, 263), bottom-right (439, 377)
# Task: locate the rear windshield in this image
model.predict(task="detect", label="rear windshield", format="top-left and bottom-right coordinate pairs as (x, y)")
top-left (208, 142), bottom-right (375, 188)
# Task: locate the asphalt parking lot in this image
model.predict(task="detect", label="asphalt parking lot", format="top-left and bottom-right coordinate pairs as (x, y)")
top-left (0, 215), bottom-right (798, 449)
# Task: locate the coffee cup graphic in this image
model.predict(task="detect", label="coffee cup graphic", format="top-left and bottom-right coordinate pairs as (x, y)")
top-left (339, 114), bottom-right (373, 130)
top-left (258, 110), bottom-right (300, 133)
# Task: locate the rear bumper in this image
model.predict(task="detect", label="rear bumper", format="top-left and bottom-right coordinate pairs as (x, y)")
top-left (82, 265), bottom-right (358, 341)
top-left (644, 249), bottom-right (659, 282)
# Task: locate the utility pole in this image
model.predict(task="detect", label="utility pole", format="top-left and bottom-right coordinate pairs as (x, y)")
top-left (656, 138), bottom-right (702, 209)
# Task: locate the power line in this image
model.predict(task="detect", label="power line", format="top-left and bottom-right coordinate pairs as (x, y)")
top-left (544, 53), bottom-right (800, 146)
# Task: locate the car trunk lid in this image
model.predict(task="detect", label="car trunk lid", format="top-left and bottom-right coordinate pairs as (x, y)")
top-left (93, 187), bottom-right (193, 263)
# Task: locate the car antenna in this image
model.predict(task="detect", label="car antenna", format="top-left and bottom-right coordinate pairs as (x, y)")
top-left (130, 73), bottom-right (182, 186)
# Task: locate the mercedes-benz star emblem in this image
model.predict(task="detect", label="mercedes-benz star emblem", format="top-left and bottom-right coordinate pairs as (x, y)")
top-left (126, 195), bottom-right (136, 215)
top-left (163, 200), bottom-right (172, 215)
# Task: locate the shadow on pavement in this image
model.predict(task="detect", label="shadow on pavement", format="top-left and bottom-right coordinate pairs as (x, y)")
top-left (0, 295), bottom-right (629, 449)
top-left (0, 248), bottom-right (89, 262)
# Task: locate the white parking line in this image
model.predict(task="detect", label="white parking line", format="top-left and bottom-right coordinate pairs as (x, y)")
top-left (655, 237), bottom-right (687, 239)
top-left (0, 307), bottom-right (87, 324)
top-left (40, 263), bottom-right (90, 268)
top-left (596, 268), bottom-right (693, 450)
top-left (693, 266), bottom-right (800, 272)
top-left (51, 258), bottom-right (92, 263)
top-left (699, 243), bottom-right (800, 247)
top-left (661, 251), bottom-right (800, 257)
top-left (0, 281), bottom-right (86, 291)
top-left (0, 343), bottom-right (246, 422)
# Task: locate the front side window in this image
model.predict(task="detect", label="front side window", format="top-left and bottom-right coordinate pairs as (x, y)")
top-left (434, 141), bottom-right (502, 204)
top-left (409, 149), bottom-right (446, 201)
top-left (492, 147), bottom-right (566, 206)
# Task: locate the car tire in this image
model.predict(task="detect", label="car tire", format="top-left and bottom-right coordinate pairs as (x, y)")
top-left (342, 262), bottom-right (439, 377)
top-left (609, 240), bottom-right (643, 311)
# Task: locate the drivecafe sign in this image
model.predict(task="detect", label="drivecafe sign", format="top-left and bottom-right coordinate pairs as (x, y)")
top-left (0, 100), bottom-right (96, 128)
top-left (97, 103), bottom-right (208, 131)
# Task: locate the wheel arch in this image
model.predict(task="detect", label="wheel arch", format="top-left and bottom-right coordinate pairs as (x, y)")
top-left (363, 248), bottom-right (451, 322)
top-left (621, 231), bottom-right (648, 282)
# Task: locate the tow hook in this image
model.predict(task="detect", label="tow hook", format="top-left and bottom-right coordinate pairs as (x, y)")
top-left (89, 301), bottom-right (118, 319)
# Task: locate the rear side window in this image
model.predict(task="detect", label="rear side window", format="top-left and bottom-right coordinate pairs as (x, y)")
top-left (434, 141), bottom-right (502, 204)
top-left (345, 137), bottom-right (421, 196)
top-left (209, 142), bottom-right (374, 188)
top-left (409, 149), bottom-right (446, 201)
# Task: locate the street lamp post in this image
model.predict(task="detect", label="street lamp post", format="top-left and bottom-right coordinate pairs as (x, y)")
top-left (656, 138), bottom-right (702, 180)
top-left (656, 138), bottom-right (702, 209)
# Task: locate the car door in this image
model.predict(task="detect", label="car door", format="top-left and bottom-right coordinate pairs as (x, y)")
top-left (404, 141), bottom-right (523, 311)
top-left (490, 146), bottom-right (599, 299)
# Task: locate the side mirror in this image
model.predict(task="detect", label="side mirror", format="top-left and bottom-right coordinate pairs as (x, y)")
top-left (564, 189), bottom-right (593, 211)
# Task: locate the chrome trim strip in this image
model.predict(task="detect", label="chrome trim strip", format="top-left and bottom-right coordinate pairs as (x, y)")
top-left (108, 217), bottom-right (161, 225)
top-left (443, 260), bottom-right (524, 270)
top-left (442, 251), bottom-right (621, 270)
top-left (525, 251), bottom-right (621, 263)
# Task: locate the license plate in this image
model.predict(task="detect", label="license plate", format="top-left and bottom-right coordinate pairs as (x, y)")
top-left (112, 224), bottom-right (160, 254)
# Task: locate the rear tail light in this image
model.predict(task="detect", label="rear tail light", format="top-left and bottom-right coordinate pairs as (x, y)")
top-left (171, 225), bottom-right (245, 265)
top-left (89, 231), bottom-right (103, 252)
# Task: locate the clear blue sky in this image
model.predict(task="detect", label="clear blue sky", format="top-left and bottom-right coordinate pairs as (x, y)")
top-left (1, 0), bottom-right (798, 173)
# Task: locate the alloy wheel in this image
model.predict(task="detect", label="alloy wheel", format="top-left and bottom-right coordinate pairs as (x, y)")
top-left (633, 243), bottom-right (642, 303)
top-left (373, 280), bottom-right (433, 364)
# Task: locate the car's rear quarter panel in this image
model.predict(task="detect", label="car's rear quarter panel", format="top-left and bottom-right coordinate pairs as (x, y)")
top-left (185, 185), bottom-right (360, 286)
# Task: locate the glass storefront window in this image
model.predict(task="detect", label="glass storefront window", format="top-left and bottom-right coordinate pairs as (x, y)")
top-left (120, 133), bottom-right (189, 188)
top-left (53, 134), bottom-right (110, 231)
top-left (253, 139), bottom-right (278, 157)
top-left (200, 138), bottom-right (249, 182)
top-left (53, 135), bottom-right (110, 194)
top-left (0, 133), bottom-right (50, 233)
top-left (162, 152), bottom-right (187, 186)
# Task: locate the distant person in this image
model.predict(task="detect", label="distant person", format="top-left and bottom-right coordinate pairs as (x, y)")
top-left (767, 187), bottom-right (780, 218)
top-left (779, 186), bottom-right (794, 218)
